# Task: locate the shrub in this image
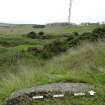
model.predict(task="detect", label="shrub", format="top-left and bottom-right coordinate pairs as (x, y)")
top-left (32, 25), bottom-right (45, 28)
top-left (37, 40), bottom-right (67, 58)
top-left (80, 32), bottom-right (94, 40)
top-left (66, 35), bottom-right (75, 41)
top-left (73, 32), bottom-right (79, 36)
top-left (92, 27), bottom-right (105, 38)
top-left (93, 27), bottom-right (105, 34)
top-left (38, 31), bottom-right (44, 36)
top-left (27, 31), bottom-right (37, 39)
top-left (66, 34), bottom-right (80, 47)
top-left (28, 26), bottom-right (105, 59)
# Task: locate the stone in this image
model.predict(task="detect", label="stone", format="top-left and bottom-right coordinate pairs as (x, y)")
top-left (6, 83), bottom-right (92, 105)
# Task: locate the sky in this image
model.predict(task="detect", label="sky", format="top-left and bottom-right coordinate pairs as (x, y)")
top-left (0, 0), bottom-right (105, 24)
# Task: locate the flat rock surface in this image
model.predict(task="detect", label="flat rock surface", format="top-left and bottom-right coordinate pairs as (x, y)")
top-left (10, 83), bottom-right (92, 99)
top-left (6, 83), bottom-right (92, 105)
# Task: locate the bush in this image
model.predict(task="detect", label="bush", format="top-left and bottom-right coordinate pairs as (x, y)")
top-left (27, 31), bottom-right (37, 39)
top-left (66, 35), bottom-right (75, 41)
top-left (28, 26), bottom-right (105, 59)
top-left (32, 40), bottom-right (68, 59)
top-left (80, 32), bottom-right (94, 40)
top-left (73, 32), bottom-right (79, 36)
top-left (32, 25), bottom-right (45, 28)
top-left (93, 27), bottom-right (105, 34)
top-left (38, 31), bottom-right (44, 36)
top-left (27, 31), bottom-right (48, 39)
top-left (92, 27), bottom-right (105, 38)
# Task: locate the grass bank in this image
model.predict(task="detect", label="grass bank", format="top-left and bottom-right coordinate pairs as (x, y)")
top-left (0, 40), bottom-right (105, 105)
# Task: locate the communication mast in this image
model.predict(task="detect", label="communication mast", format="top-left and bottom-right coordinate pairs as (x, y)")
top-left (68, 0), bottom-right (73, 24)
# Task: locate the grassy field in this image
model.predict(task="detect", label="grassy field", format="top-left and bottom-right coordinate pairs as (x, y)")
top-left (0, 24), bottom-right (98, 35)
top-left (0, 24), bottom-right (105, 105)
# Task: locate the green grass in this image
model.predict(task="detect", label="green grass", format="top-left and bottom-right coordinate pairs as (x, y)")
top-left (0, 24), bottom-right (98, 35)
top-left (0, 35), bottom-right (51, 47)
top-left (0, 25), bottom-right (105, 105)
top-left (0, 40), bottom-right (105, 105)
top-left (63, 25), bottom-right (98, 34)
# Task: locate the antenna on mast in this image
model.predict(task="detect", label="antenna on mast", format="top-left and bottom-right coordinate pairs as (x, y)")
top-left (68, 0), bottom-right (73, 24)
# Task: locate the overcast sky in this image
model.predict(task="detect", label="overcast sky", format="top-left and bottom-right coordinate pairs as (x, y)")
top-left (0, 0), bottom-right (105, 24)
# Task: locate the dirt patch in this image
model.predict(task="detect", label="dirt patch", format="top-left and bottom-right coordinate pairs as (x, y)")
top-left (6, 83), bottom-right (92, 105)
